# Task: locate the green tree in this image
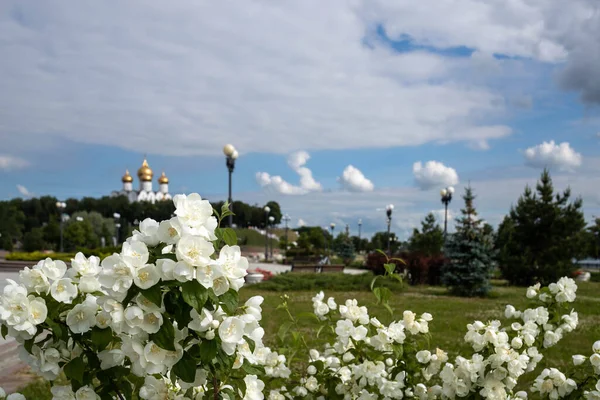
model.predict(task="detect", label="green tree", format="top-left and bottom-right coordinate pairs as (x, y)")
top-left (584, 218), bottom-right (600, 259)
top-left (409, 213), bottom-right (444, 256)
top-left (0, 202), bottom-right (25, 250)
top-left (23, 228), bottom-right (46, 252)
top-left (308, 228), bottom-right (326, 250)
top-left (368, 231), bottom-right (399, 254)
top-left (334, 234), bottom-right (356, 265)
top-left (296, 232), bottom-right (311, 251)
top-left (496, 170), bottom-right (586, 286)
top-left (63, 219), bottom-right (97, 251)
top-left (442, 186), bottom-right (496, 297)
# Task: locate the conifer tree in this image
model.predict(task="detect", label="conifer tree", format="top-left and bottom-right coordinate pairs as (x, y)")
top-left (442, 186), bottom-right (496, 296)
top-left (496, 170), bottom-right (586, 285)
top-left (409, 213), bottom-right (444, 256)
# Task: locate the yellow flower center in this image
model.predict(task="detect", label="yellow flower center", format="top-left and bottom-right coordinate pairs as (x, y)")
top-left (56, 284), bottom-right (65, 293)
top-left (139, 271), bottom-right (149, 282)
top-left (168, 227), bottom-right (177, 237)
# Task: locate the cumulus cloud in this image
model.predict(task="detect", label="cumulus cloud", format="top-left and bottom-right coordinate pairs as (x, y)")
top-left (16, 184), bottom-right (33, 198)
top-left (297, 219), bottom-right (306, 227)
top-left (256, 151), bottom-right (322, 195)
top-left (524, 140), bottom-right (582, 171)
top-left (0, 0), bottom-right (516, 156)
top-left (338, 165), bottom-right (374, 192)
top-left (0, 155), bottom-right (30, 171)
top-left (413, 161), bottom-right (459, 190)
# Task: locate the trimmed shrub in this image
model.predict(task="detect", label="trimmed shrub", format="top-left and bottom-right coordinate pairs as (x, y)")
top-left (253, 272), bottom-right (403, 292)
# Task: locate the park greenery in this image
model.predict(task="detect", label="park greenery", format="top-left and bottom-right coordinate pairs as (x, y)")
top-left (2, 192), bottom-right (600, 398)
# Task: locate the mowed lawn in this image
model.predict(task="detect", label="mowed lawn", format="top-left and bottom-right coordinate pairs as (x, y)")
top-left (240, 278), bottom-right (600, 388)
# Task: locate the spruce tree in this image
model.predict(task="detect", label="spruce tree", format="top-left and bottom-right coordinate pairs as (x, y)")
top-left (442, 186), bottom-right (496, 296)
top-left (409, 213), bottom-right (444, 256)
top-left (497, 170), bottom-right (586, 285)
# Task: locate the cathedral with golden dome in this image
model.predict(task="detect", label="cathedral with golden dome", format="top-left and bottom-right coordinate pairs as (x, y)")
top-left (111, 158), bottom-right (171, 203)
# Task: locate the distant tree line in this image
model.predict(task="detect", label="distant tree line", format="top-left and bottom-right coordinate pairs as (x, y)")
top-left (0, 195), bottom-right (282, 252)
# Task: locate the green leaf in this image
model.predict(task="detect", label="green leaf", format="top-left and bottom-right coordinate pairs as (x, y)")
top-left (172, 351), bottom-right (197, 383)
top-left (91, 327), bottom-right (113, 351)
top-left (373, 287), bottom-right (382, 303)
top-left (222, 228), bottom-right (238, 246)
top-left (316, 325), bottom-right (326, 338)
top-left (198, 339), bottom-right (218, 364)
top-left (278, 321), bottom-right (294, 342)
top-left (220, 289), bottom-right (239, 314)
top-left (121, 285), bottom-right (140, 307)
top-left (242, 362), bottom-right (264, 375)
top-left (384, 263), bottom-right (396, 275)
top-left (181, 281), bottom-right (209, 312)
top-left (384, 303), bottom-right (394, 316)
top-left (64, 356), bottom-right (85, 383)
top-left (149, 318), bottom-right (176, 351)
top-left (187, 343), bottom-right (202, 359)
top-left (140, 284), bottom-right (163, 307)
top-left (246, 337), bottom-right (256, 353)
top-left (370, 276), bottom-right (380, 291)
top-left (24, 338), bottom-right (34, 354)
top-left (165, 291), bottom-right (193, 327)
top-left (297, 312), bottom-right (320, 322)
top-left (0, 324), bottom-right (7, 339)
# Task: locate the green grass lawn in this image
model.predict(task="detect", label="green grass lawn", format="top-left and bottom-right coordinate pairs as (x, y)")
top-left (18, 279), bottom-right (600, 396)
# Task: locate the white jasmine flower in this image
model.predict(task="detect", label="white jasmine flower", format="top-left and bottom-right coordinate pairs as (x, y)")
top-left (78, 276), bottom-right (101, 293)
top-left (75, 385), bottom-right (100, 400)
top-left (99, 254), bottom-right (135, 295)
top-left (526, 283), bottom-right (540, 299)
top-left (243, 375), bottom-right (265, 400)
top-left (573, 355), bottom-right (586, 365)
top-left (71, 253), bottom-right (100, 276)
top-left (219, 317), bottom-right (245, 351)
top-left (66, 295), bottom-right (98, 334)
top-left (173, 193), bottom-right (218, 239)
top-left (141, 312), bottom-right (163, 334)
top-left (50, 278), bottom-right (78, 304)
top-left (39, 258), bottom-right (67, 281)
top-left (134, 264), bottom-right (161, 289)
top-left (124, 306), bottom-right (145, 328)
top-left (121, 241), bottom-right (149, 269)
top-left (7, 394), bottom-right (26, 400)
top-left (157, 218), bottom-right (183, 245)
top-left (139, 376), bottom-right (169, 400)
top-left (51, 384), bottom-right (76, 399)
top-left (19, 267), bottom-right (50, 294)
top-left (98, 349), bottom-right (125, 370)
top-left (132, 218), bottom-right (160, 247)
top-left (176, 235), bottom-right (214, 267)
top-left (215, 245), bottom-right (248, 285)
top-left (156, 258), bottom-right (176, 281)
top-left (173, 261), bottom-right (195, 282)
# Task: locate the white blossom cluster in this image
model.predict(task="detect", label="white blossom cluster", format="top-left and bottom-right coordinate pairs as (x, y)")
top-left (0, 193), bottom-right (289, 400)
top-left (0, 387), bottom-right (25, 400)
top-left (270, 278), bottom-right (600, 400)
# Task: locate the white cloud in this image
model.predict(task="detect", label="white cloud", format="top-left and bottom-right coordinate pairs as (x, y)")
top-left (0, 1), bottom-right (516, 156)
top-left (256, 151), bottom-right (322, 195)
top-left (413, 161), bottom-right (459, 190)
top-left (0, 155), bottom-right (30, 171)
top-left (297, 219), bottom-right (306, 228)
top-left (16, 184), bottom-right (33, 198)
top-left (338, 165), bottom-right (374, 192)
top-left (524, 140), bottom-right (582, 171)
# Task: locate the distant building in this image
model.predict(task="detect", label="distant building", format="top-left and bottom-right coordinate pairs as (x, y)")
top-left (111, 158), bottom-right (171, 204)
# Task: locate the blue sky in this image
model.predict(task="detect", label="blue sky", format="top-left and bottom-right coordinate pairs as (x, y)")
top-left (1, 0), bottom-right (600, 238)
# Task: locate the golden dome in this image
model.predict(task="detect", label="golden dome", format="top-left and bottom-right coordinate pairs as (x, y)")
top-left (122, 169), bottom-right (133, 183)
top-left (158, 171), bottom-right (169, 184)
top-left (137, 158), bottom-right (153, 181)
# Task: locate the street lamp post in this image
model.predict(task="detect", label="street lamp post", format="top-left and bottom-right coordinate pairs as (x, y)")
top-left (56, 201), bottom-right (67, 252)
top-left (282, 214), bottom-right (291, 260)
top-left (264, 206), bottom-right (270, 261)
top-left (223, 144), bottom-right (239, 227)
top-left (269, 216), bottom-right (275, 260)
top-left (358, 219), bottom-right (362, 253)
top-left (386, 204), bottom-right (394, 255)
top-left (440, 186), bottom-right (455, 236)
top-left (113, 213), bottom-right (121, 246)
top-left (329, 223), bottom-right (336, 260)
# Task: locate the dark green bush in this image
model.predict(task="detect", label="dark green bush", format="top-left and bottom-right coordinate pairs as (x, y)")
top-left (252, 272), bottom-right (403, 292)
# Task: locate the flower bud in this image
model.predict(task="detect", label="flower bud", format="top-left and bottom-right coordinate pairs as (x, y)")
top-left (511, 337), bottom-right (523, 349)
top-left (572, 355), bottom-right (586, 365)
top-left (307, 365), bottom-right (317, 375)
top-left (205, 329), bottom-right (215, 340)
top-left (211, 320), bottom-right (220, 329)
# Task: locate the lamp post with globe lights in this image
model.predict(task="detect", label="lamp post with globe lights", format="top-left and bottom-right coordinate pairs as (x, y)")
top-left (56, 201), bottom-right (67, 252)
top-left (223, 144), bottom-right (239, 227)
top-left (386, 204), bottom-right (394, 255)
top-left (358, 219), bottom-right (362, 253)
top-left (440, 186), bottom-right (455, 236)
top-left (269, 216), bottom-right (275, 260)
top-left (264, 206), bottom-right (270, 261)
top-left (282, 214), bottom-right (291, 260)
top-left (113, 213), bottom-right (121, 246)
top-left (329, 223), bottom-right (336, 259)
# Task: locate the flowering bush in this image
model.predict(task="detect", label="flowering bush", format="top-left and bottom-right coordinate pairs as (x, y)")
top-left (1, 194), bottom-right (600, 399)
top-left (270, 274), bottom-right (600, 399)
top-left (0, 387), bottom-right (25, 400)
top-left (0, 194), bottom-right (290, 399)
